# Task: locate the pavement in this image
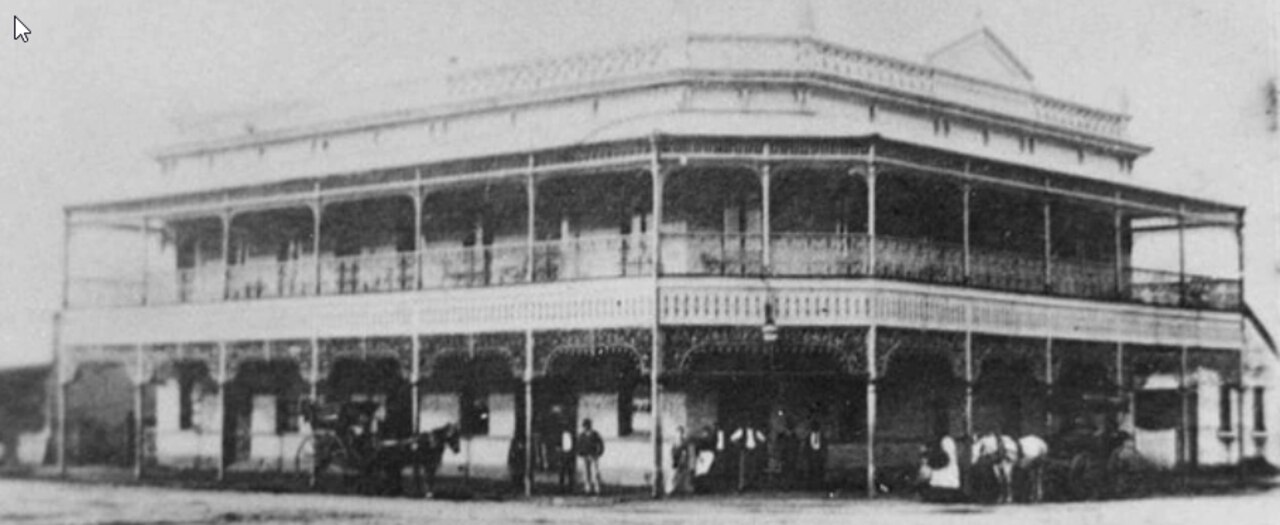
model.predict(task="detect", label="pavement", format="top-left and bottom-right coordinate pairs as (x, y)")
top-left (1, 466), bottom-right (1279, 524)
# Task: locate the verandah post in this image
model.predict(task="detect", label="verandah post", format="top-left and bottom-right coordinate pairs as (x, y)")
top-left (865, 325), bottom-right (877, 498)
top-left (649, 133), bottom-right (665, 499)
top-left (524, 156), bottom-right (537, 497)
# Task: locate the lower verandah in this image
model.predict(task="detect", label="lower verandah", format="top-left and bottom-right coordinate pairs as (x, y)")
top-left (60, 327), bottom-right (1245, 490)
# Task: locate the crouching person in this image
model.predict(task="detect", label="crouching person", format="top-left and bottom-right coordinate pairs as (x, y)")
top-left (918, 433), bottom-right (962, 503)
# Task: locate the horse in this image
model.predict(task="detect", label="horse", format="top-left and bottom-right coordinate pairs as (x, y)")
top-left (365, 423), bottom-right (461, 497)
top-left (970, 433), bottom-right (1050, 503)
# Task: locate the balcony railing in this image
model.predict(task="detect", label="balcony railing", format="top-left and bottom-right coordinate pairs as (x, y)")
top-left (420, 242), bottom-right (528, 289)
top-left (228, 259), bottom-right (315, 300)
top-left (147, 265), bottom-right (227, 305)
top-left (770, 232), bottom-right (867, 277)
top-left (662, 231), bottom-right (764, 276)
top-left (320, 252), bottom-right (416, 295)
top-left (71, 233), bottom-right (1241, 312)
top-left (969, 246), bottom-right (1046, 294)
top-left (532, 235), bottom-right (652, 282)
top-left (874, 236), bottom-right (965, 285)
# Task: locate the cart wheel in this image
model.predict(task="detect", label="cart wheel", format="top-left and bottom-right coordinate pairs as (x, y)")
top-left (1065, 454), bottom-right (1101, 501)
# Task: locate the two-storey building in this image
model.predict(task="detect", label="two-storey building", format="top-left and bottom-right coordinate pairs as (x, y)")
top-left (55, 28), bottom-right (1256, 493)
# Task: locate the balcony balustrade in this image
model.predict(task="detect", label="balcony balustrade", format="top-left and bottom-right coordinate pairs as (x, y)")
top-left (770, 232), bottom-right (868, 277)
top-left (532, 235), bottom-right (652, 282)
top-left (71, 232), bottom-right (1241, 312)
top-left (661, 231), bottom-right (764, 276)
top-left (227, 259), bottom-right (315, 300)
top-left (420, 242), bottom-right (529, 289)
top-left (873, 236), bottom-right (965, 285)
top-left (969, 246), bottom-right (1046, 294)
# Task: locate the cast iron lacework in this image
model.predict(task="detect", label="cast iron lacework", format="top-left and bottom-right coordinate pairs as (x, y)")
top-left (1123, 345), bottom-right (1181, 388)
top-left (365, 337), bottom-right (414, 381)
top-left (1187, 348), bottom-right (1242, 385)
top-left (418, 334), bottom-right (469, 379)
top-left (475, 332), bottom-right (525, 378)
top-left (971, 335), bottom-right (1048, 384)
top-left (662, 327), bottom-right (866, 376)
top-left (223, 341), bottom-right (270, 383)
top-left (1050, 339), bottom-right (1118, 387)
top-left (535, 329), bottom-right (650, 376)
top-left (875, 329), bottom-right (966, 380)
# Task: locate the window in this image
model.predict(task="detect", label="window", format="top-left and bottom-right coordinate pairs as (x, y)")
top-left (276, 394), bottom-right (300, 434)
top-left (1077, 148), bottom-right (1085, 164)
top-left (618, 388), bottom-right (634, 437)
top-left (868, 104), bottom-right (877, 122)
top-left (1219, 385), bottom-right (1233, 432)
top-left (981, 128), bottom-right (990, 145)
top-left (178, 378), bottom-right (194, 430)
top-left (1254, 387), bottom-right (1266, 432)
top-left (1135, 390), bottom-right (1180, 431)
top-left (461, 390), bottom-right (490, 436)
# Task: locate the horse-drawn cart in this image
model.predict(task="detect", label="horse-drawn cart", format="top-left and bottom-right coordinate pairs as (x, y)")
top-left (1044, 393), bottom-right (1145, 500)
top-left (295, 400), bottom-right (459, 496)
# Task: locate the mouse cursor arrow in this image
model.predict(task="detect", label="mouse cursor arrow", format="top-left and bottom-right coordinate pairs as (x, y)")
top-left (14, 16), bottom-right (30, 43)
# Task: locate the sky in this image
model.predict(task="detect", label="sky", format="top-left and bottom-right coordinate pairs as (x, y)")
top-left (0, 0), bottom-right (1276, 367)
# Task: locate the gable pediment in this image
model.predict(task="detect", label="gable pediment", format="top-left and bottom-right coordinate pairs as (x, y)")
top-left (925, 28), bottom-right (1034, 88)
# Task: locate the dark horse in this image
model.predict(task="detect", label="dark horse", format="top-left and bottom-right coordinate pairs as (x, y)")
top-left (366, 423), bottom-right (461, 497)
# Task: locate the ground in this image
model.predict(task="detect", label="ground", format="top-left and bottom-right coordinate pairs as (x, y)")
top-left (1, 476), bottom-right (1279, 525)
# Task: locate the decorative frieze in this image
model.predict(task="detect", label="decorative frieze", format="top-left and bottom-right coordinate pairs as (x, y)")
top-left (971, 334), bottom-right (1048, 384)
top-left (534, 328), bottom-right (650, 376)
top-left (876, 328), bottom-right (965, 380)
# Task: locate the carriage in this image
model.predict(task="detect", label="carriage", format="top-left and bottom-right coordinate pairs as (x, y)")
top-left (1043, 392), bottom-right (1146, 500)
top-left (295, 400), bottom-right (459, 496)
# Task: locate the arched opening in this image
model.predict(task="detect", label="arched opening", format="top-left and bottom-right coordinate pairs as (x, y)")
top-left (64, 362), bottom-right (137, 466)
top-left (324, 357), bottom-right (412, 439)
top-left (974, 357), bottom-right (1047, 437)
top-left (223, 360), bottom-right (307, 465)
top-left (877, 351), bottom-right (963, 467)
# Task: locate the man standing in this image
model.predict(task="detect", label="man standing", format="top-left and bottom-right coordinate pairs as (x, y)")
top-left (577, 418), bottom-right (605, 494)
top-left (557, 418), bottom-right (575, 493)
top-left (731, 424), bottom-right (766, 492)
top-left (801, 420), bottom-right (826, 490)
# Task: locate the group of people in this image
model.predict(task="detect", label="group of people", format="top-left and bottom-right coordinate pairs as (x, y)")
top-left (509, 417), bottom-right (606, 495)
top-left (667, 420), bottom-right (827, 495)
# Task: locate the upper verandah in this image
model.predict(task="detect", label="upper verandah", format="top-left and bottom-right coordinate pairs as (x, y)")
top-left (152, 32), bottom-right (1144, 164)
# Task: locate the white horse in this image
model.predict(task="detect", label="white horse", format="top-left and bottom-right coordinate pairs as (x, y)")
top-left (971, 433), bottom-right (1050, 503)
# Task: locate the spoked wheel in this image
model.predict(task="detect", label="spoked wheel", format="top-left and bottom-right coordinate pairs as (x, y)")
top-left (294, 435), bottom-right (316, 486)
top-left (1106, 449), bottom-right (1144, 499)
top-left (1065, 453), bottom-right (1103, 501)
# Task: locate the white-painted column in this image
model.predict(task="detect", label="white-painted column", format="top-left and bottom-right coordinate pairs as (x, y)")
top-left (761, 162), bottom-right (771, 274)
top-left (220, 210), bottom-right (233, 301)
top-left (312, 183), bottom-right (323, 296)
top-left (865, 325), bottom-right (877, 498)
top-left (54, 312), bottom-right (67, 476)
top-left (962, 182), bottom-right (971, 283)
top-left (139, 217), bottom-right (149, 306)
top-left (1177, 205), bottom-right (1187, 307)
top-left (217, 341), bottom-right (228, 482)
top-left (134, 344), bottom-right (145, 480)
top-left (524, 158), bottom-right (537, 496)
top-left (1114, 201), bottom-right (1124, 297)
top-left (866, 146), bottom-right (877, 277)
top-left (413, 170), bottom-right (424, 291)
top-left (649, 135), bottom-right (665, 499)
top-left (524, 330), bottom-right (535, 497)
top-left (1043, 198), bottom-right (1052, 292)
